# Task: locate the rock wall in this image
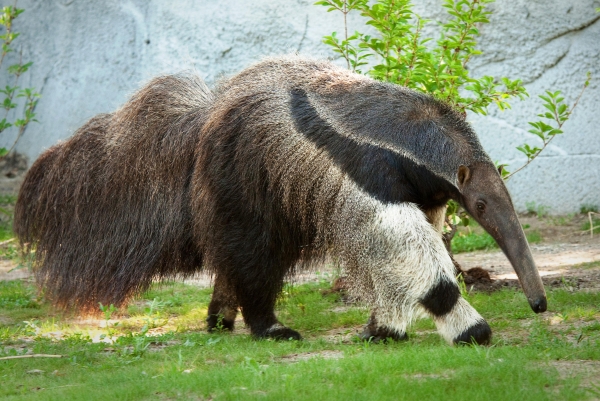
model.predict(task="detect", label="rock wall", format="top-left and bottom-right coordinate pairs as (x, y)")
top-left (1, 0), bottom-right (599, 213)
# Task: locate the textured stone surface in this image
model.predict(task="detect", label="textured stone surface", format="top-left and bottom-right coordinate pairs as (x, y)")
top-left (0, 0), bottom-right (598, 213)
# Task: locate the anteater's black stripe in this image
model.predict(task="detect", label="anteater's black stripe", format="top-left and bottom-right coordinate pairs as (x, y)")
top-left (419, 279), bottom-right (460, 316)
top-left (289, 88), bottom-right (452, 208)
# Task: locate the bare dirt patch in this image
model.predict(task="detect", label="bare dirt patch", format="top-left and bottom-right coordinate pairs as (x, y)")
top-left (0, 259), bottom-right (28, 281)
top-left (322, 326), bottom-right (363, 343)
top-left (279, 350), bottom-right (344, 363)
top-left (547, 360), bottom-right (600, 389)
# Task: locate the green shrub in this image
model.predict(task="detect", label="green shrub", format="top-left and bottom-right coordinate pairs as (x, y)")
top-left (0, 5), bottom-right (40, 160)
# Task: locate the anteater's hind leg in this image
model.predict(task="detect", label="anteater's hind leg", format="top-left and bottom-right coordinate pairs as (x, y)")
top-left (207, 273), bottom-right (239, 332)
top-left (206, 224), bottom-right (302, 341)
top-left (359, 204), bottom-right (447, 343)
top-left (338, 201), bottom-right (490, 345)
top-left (231, 262), bottom-right (301, 340)
top-left (229, 259), bottom-right (302, 340)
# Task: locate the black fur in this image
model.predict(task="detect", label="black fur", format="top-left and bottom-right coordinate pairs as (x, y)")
top-left (419, 279), bottom-right (460, 317)
top-left (453, 320), bottom-right (492, 345)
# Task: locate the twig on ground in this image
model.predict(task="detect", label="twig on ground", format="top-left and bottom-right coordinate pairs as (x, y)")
top-left (0, 354), bottom-right (63, 360)
top-left (0, 238), bottom-right (15, 247)
top-left (589, 212), bottom-right (598, 238)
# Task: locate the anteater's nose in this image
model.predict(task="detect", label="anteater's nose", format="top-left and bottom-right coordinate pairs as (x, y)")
top-left (530, 297), bottom-right (547, 313)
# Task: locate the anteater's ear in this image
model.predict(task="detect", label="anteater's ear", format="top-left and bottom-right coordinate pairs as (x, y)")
top-left (457, 165), bottom-right (471, 190)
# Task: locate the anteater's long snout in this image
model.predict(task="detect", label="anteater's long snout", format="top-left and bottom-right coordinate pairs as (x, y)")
top-left (497, 218), bottom-right (547, 314)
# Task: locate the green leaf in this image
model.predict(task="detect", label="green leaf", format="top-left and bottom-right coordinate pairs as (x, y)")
top-left (557, 103), bottom-right (567, 115)
top-left (0, 118), bottom-right (11, 132)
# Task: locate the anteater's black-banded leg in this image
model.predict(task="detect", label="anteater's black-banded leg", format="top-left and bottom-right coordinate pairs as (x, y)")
top-left (207, 273), bottom-right (239, 332)
top-left (418, 274), bottom-right (491, 345)
top-left (419, 206), bottom-right (491, 344)
top-left (335, 196), bottom-right (490, 346)
top-left (360, 205), bottom-right (446, 343)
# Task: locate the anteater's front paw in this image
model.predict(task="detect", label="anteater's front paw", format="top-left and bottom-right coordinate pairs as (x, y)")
top-left (453, 320), bottom-right (492, 346)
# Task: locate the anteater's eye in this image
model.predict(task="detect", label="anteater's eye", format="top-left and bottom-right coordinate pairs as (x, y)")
top-left (476, 201), bottom-right (486, 212)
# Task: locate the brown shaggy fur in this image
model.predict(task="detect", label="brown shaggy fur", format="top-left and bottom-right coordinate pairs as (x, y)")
top-left (15, 74), bottom-right (212, 311)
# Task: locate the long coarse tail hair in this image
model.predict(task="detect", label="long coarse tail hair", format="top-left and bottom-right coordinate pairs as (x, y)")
top-left (14, 73), bottom-right (213, 312)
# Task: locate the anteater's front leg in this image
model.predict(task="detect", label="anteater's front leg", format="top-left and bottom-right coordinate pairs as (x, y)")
top-left (360, 204), bottom-right (449, 343)
top-left (337, 201), bottom-right (490, 345)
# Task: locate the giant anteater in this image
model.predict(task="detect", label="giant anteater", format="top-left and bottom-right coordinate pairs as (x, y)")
top-left (15, 55), bottom-right (546, 345)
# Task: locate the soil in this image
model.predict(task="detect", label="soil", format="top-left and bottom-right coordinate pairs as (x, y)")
top-left (278, 350), bottom-right (344, 363)
top-left (548, 360), bottom-right (600, 389)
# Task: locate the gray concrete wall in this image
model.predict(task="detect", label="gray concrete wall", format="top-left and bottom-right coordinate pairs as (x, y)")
top-left (1, 0), bottom-right (599, 213)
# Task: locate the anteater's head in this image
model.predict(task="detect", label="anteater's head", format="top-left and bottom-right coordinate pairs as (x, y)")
top-left (454, 162), bottom-right (547, 313)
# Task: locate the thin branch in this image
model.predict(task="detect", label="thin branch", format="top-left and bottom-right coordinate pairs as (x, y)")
top-left (0, 354), bottom-right (63, 360)
top-left (2, 48), bottom-right (23, 125)
top-left (0, 0), bottom-right (19, 69)
top-left (343, 1), bottom-right (349, 69)
top-left (505, 78), bottom-right (590, 180)
top-left (440, 1), bottom-right (477, 102)
top-left (589, 212), bottom-right (598, 238)
top-left (403, 18), bottom-right (422, 87)
top-left (4, 91), bottom-right (37, 158)
top-left (383, 0), bottom-right (395, 81)
top-left (0, 238), bottom-right (15, 246)
top-left (504, 139), bottom-right (552, 179)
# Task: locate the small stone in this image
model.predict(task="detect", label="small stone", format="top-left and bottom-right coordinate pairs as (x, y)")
top-left (27, 369), bottom-right (44, 375)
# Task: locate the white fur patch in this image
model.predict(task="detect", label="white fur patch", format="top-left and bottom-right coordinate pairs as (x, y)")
top-left (431, 298), bottom-right (485, 344)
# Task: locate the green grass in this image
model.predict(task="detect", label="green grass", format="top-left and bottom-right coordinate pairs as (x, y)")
top-left (580, 204), bottom-right (599, 214)
top-left (0, 280), bottom-right (41, 309)
top-left (0, 208), bottom-right (598, 400)
top-left (1, 279), bottom-right (599, 400)
top-left (545, 214), bottom-right (577, 226)
top-left (451, 230), bottom-right (542, 254)
top-left (573, 260), bottom-right (600, 270)
top-left (0, 195), bottom-right (19, 260)
top-left (525, 202), bottom-right (550, 218)
top-left (525, 230), bottom-right (543, 244)
top-left (452, 231), bottom-right (497, 253)
top-left (451, 221), bottom-right (542, 254)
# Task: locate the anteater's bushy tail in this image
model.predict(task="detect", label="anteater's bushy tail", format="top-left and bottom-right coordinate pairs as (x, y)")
top-left (14, 74), bottom-right (213, 312)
